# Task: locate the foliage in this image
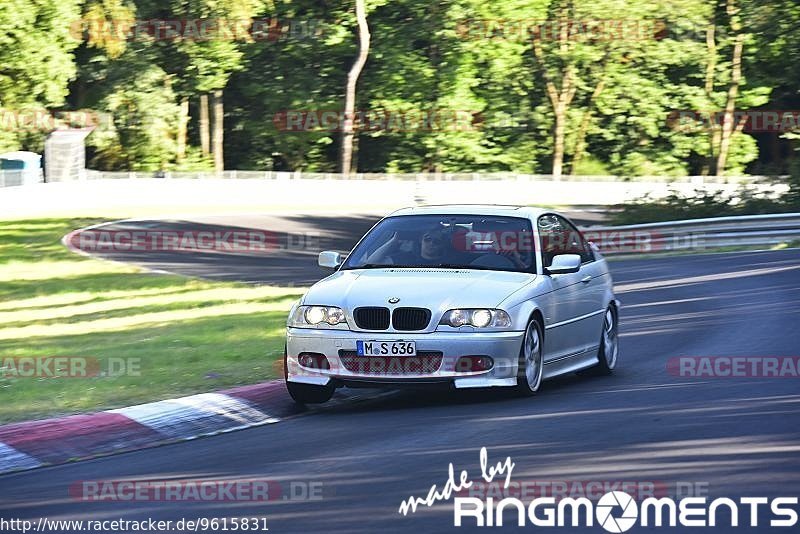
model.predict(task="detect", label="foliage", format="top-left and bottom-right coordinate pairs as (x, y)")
top-left (0, 0), bottom-right (797, 177)
top-left (87, 53), bottom-right (180, 170)
top-left (610, 186), bottom-right (798, 225)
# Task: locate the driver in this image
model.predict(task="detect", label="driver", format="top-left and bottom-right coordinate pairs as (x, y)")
top-left (419, 229), bottom-right (447, 261)
top-left (366, 227), bottom-right (450, 266)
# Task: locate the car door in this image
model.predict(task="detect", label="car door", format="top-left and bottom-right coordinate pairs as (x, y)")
top-left (554, 215), bottom-right (607, 353)
top-left (536, 214), bottom-right (585, 361)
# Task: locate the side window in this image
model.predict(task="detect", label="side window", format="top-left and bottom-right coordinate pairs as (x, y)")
top-left (537, 214), bottom-right (564, 268)
top-left (557, 216), bottom-right (594, 264)
top-left (537, 214), bottom-right (594, 267)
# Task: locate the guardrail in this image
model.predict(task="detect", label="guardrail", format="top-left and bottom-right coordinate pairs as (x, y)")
top-left (77, 170), bottom-right (773, 184)
top-left (581, 213), bottom-right (800, 255)
top-left (3, 176), bottom-right (787, 218)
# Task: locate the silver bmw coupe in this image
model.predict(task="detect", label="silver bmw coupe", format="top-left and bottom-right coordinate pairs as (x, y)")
top-left (284, 205), bottom-right (619, 404)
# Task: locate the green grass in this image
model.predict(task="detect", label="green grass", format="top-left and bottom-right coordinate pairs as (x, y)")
top-left (0, 219), bottom-right (301, 423)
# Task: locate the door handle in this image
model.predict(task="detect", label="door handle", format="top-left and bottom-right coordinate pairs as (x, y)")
top-left (580, 275), bottom-right (592, 284)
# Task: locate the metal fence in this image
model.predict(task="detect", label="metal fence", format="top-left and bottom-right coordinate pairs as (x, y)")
top-left (582, 213), bottom-right (800, 255)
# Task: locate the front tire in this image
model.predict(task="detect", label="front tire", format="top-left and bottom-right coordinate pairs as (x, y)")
top-left (286, 381), bottom-right (335, 404)
top-left (515, 318), bottom-right (544, 395)
top-left (284, 347), bottom-right (335, 404)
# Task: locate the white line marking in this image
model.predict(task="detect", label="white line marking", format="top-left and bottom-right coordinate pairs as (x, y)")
top-left (0, 442), bottom-right (42, 473)
top-left (110, 393), bottom-right (278, 441)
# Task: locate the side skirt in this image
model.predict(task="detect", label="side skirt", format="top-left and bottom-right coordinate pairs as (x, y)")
top-left (542, 345), bottom-right (600, 379)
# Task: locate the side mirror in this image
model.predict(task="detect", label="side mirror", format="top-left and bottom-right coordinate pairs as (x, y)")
top-left (546, 254), bottom-right (581, 275)
top-left (318, 251), bottom-right (342, 270)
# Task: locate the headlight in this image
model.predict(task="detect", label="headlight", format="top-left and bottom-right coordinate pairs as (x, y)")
top-left (288, 305), bottom-right (349, 328)
top-left (471, 309), bottom-right (492, 328)
top-left (449, 309), bottom-right (469, 327)
top-left (305, 306), bottom-right (326, 325)
top-left (439, 309), bottom-right (512, 329)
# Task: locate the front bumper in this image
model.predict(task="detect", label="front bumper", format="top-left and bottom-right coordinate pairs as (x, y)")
top-left (286, 327), bottom-right (524, 389)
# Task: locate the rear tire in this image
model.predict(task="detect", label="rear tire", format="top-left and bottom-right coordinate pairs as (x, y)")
top-left (515, 318), bottom-right (544, 396)
top-left (593, 305), bottom-right (619, 375)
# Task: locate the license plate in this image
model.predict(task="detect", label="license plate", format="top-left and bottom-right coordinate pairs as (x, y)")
top-left (356, 340), bottom-right (416, 357)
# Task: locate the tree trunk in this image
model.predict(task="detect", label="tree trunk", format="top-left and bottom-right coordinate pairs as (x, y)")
top-left (704, 24), bottom-right (718, 175)
top-left (552, 103), bottom-right (566, 180)
top-left (177, 97), bottom-right (189, 164)
top-left (199, 94), bottom-right (210, 158)
top-left (570, 77), bottom-right (606, 175)
top-left (530, 2), bottom-right (577, 181)
top-left (531, 42), bottom-right (576, 181)
top-left (340, 0), bottom-right (371, 175)
top-left (716, 32), bottom-right (744, 176)
top-left (706, 0), bottom-right (744, 177)
top-left (212, 90), bottom-right (224, 173)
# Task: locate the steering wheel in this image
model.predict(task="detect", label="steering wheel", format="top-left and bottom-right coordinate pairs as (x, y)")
top-left (468, 253), bottom-right (516, 269)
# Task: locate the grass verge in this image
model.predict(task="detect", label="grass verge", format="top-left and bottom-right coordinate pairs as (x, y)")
top-left (0, 218), bottom-right (301, 423)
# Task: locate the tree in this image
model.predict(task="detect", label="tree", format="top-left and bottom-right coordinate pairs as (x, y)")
top-left (341, 0), bottom-right (371, 174)
top-left (89, 54), bottom-right (180, 170)
top-left (527, 0), bottom-right (667, 179)
top-left (151, 0), bottom-right (262, 172)
top-left (705, 0), bottom-right (742, 175)
top-left (738, 0), bottom-right (799, 176)
top-left (0, 0), bottom-right (82, 151)
top-left (17, 0), bottom-right (792, 176)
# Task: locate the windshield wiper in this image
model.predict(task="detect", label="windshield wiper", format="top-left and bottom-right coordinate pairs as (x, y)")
top-left (431, 263), bottom-right (471, 269)
top-left (342, 263), bottom-right (418, 271)
top-left (344, 263), bottom-right (471, 270)
top-left (400, 263), bottom-right (527, 272)
top-left (344, 262), bottom-right (524, 272)
top-left (341, 263), bottom-right (394, 270)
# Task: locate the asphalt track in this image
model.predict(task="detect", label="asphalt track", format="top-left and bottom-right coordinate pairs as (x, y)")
top-left (63, 210), bottom-right (604, 285)
top-left (2, 213), bottom-right (799, 533)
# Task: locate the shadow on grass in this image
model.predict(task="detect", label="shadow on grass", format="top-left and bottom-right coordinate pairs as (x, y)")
top-left (0, 292), bottom-right (298, 329)
top-left (0, 285), bottom-right (220, 313)
top-left (0, 271), bottom-right (196, 301)
top-left (0, 311), bottom-right (292, 423)
top-left (0, 218), bottom-right (107, 264)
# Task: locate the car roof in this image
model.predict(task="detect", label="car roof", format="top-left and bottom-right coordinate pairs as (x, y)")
top-left (388, 204), bottom-right (551, 219)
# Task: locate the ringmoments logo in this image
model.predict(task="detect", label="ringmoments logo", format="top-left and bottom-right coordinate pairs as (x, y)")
top-left (595, 491), bottom-right (638, 532)
top-left (452, 491), bottom-right (800, 530)
top-left (398, 447), bottom-right (800, 530)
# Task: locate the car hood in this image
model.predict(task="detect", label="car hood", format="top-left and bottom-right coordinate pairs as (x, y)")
top-left (303, 268), bottom-right (537, 311)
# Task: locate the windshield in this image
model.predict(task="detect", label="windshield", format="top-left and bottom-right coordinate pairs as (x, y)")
top-left (341, 214), bottom-right (536, 273)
